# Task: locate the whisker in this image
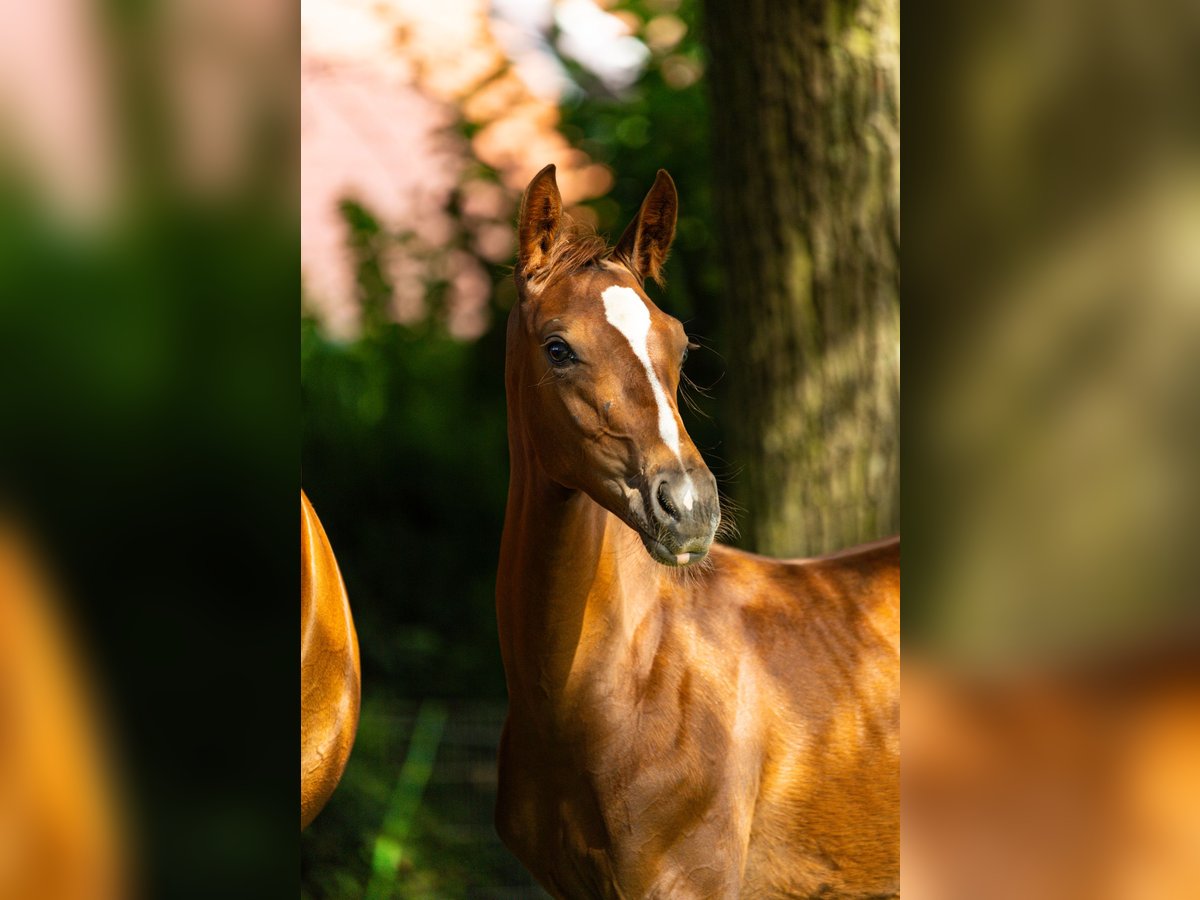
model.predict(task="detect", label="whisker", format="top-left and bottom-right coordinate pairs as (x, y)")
top-left (704, 456), bottom-right (745, 486)
top-left (681, 371), bottom-right (715, 401)
top-left (715, 519), bottom-right (741, 546)
top-left (680, 336), bottom-right (727, 395)
top-left (678, 379), bottom-right (712, 420)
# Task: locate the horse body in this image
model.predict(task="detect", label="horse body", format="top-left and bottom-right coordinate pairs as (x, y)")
top-left (300, 491), bottom-right (361, 829)
top-left (495, 165), bottom-right (898, 898)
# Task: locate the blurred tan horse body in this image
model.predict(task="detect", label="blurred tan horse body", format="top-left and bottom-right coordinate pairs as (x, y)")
top-left (0, 524), bottom-right (125, 900)
top-left (494, 165), bottom-right (900, 898)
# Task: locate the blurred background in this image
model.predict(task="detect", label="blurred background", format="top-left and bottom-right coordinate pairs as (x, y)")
top-left (0, 0), bottom-right (1196, 896)
top-left (904, 0), bottom-right (1200, 897)
top-left (0, 0), bottom-right (296, 897)
top-left (300, 0), bottom-right (897, 895)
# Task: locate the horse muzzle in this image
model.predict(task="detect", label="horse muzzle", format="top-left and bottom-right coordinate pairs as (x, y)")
top-left (638, 467), bottom-right (720, 566)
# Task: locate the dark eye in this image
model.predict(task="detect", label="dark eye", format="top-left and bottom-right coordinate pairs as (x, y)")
top-left (545, 339), bottom-right (576, 366)
top-left (682, 340), bottom-right (698, 366)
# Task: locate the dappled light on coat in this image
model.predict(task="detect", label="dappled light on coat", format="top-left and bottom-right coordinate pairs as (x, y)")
top-left (494, 166), bottom-right (899, 898)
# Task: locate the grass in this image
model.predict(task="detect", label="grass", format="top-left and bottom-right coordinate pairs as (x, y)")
top-left (301, 695), bottom-right (549, 899)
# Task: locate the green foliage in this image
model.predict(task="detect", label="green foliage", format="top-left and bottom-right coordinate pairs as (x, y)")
top-left (301, 237), bottom-right (510, 699)
top-left (301, 205), bottom-right (525, 894)
top-left (564, 0), bottom-right (720, 307)
top-left (301, 697), bottom-right (541, 899)
top-left (300, 3), bottom-right (739, 894)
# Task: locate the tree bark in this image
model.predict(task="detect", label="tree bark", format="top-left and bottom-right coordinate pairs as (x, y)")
top-left (703, 0), bottom-right (900, 556)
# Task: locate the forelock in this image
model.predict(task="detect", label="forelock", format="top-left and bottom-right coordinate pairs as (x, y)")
top-left (524, 216), bottom-right (614, 287)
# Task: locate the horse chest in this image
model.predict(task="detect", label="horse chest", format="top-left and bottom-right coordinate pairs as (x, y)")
top-left (505, 681), bottom-right (751, 897)
top-left (519, 766), bottom-right (745, 900)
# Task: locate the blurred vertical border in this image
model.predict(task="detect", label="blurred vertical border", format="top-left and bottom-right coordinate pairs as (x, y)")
top-left (0, 0), bottom-right (296, 897)
top-left (905, 0), bottom-right (1200, 895)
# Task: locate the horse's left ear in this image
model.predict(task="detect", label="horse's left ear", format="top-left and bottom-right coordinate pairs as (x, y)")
top-left (614, 169), bottom-right (678, 286)
top-left (517, 163), bottom-right (564, 284)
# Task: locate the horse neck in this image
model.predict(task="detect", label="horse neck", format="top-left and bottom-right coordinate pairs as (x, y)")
top-left (497, 390), bottom-right (663, 727)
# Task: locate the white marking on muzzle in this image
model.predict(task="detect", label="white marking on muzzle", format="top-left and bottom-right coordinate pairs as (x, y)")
top-left (679, 475), bottom-right (695, 511)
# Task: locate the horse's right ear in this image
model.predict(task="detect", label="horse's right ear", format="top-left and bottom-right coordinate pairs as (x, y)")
top-left (517, 164), bottom-right (563, 285)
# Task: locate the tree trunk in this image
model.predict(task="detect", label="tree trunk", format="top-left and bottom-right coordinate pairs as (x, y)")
top-left (703, 0), bottom-right (900, 557)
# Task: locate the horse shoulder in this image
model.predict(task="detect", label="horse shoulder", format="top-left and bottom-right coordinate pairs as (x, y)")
top-left (699, 542), bottom-right (900, 896)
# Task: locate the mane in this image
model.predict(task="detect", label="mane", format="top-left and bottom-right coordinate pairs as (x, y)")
top-left (527, 217), bottom-right (617, 287)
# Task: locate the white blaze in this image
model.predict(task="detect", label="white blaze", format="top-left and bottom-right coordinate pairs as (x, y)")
top-left (602, 286), bottom-right (698, 512)
top-left (602, 285), bottom-right (680, 457)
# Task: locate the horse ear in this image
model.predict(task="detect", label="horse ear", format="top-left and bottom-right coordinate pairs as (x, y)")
top-left (614, 169), bottom-right (678, 286)
top-left (517, 164), bottom-right (563, 283)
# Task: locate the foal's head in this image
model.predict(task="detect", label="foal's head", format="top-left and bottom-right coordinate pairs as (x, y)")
top-left (508, 164), bottom-right (720, 567)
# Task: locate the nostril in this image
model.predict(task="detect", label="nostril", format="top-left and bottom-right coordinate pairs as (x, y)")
top-left (656, 481), bottom-right (680, 521)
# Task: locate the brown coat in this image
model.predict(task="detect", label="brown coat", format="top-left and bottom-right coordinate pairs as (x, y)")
top-left (300, 491), bottom-right (360, 829)
top-left (495, 165), bottom-right (899, 898)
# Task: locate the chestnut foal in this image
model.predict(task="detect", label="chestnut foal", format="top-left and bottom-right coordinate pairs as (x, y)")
top-left (495, 165), bottom-right (899, 899)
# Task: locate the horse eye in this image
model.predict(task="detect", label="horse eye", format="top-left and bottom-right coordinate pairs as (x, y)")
top-left (546, 339), bottom-right (575, 366)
